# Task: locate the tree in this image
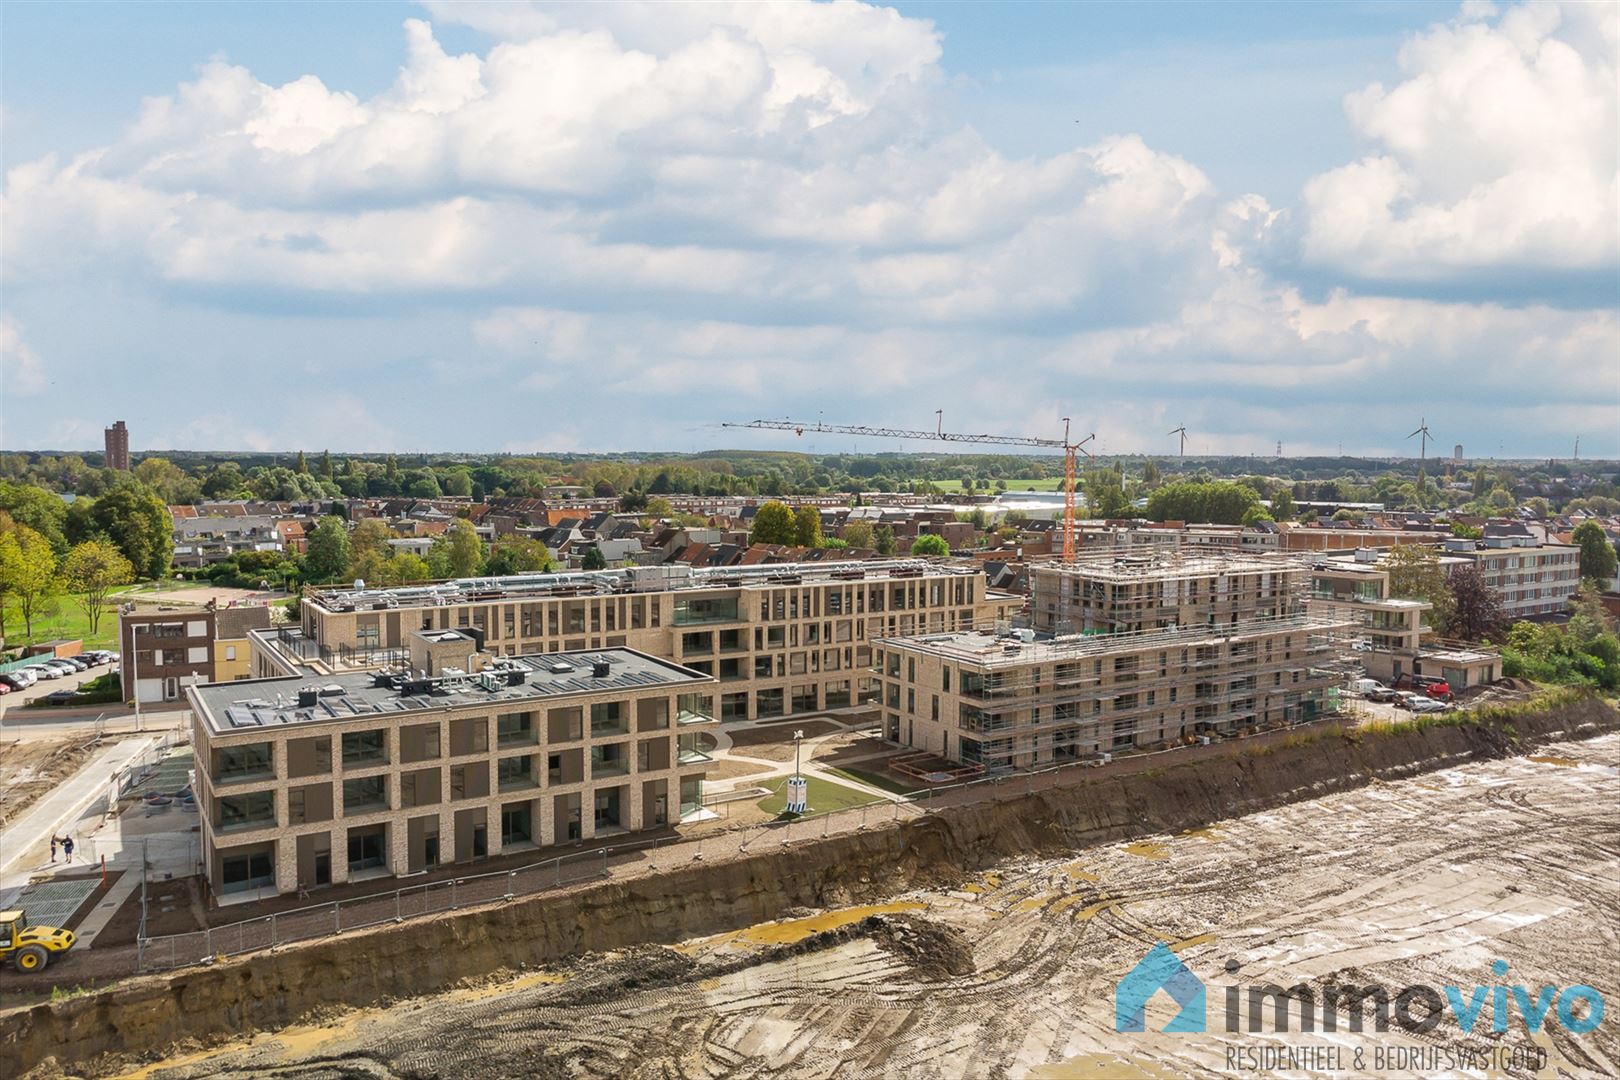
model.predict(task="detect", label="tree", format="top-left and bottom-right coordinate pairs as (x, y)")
top-left (1085, 467), bottom-right (1131, 518)
top-left (446, 520), bottom-right (484, 578)
top-left (294, 450), bottom-right (309, 475)
top-left (581, 545), bottom-right (608, 570)
top-left (304, 516), bottom-right (352, 583)
top-left (385, 553), bottom-right (431, 585)
top-left (911, 533), bottom-right (950, 557)
top-left (0, 524), bottom-right (59, 639)
top-left (1572, 520), bottom-right (1618, 587)
top-left (1384, 545), bottom-right (1455, 632)
top-left (65, 478), bottom-right (172, 579)
top-left (750, 501), bottom-right (796, 545)
top-left (320, 450), bottom-right (334, 481)
top-left (485, 538), bottom-right (554, 576)
top-left (0, 480), bottom-right (69, 553)
top-left (875, 525), bottom-right (896, 555)
top-left (133, 457), bottom-right (190, 504)
top-left (842, 519), bottom-right (874, 549)
top-left (1446, 564), bottom-right (1505, 641)
top-left (644, 496), bottom-right (675, 520)
top-left (793, 506), bottom-right (823, 548)
top-left (1144, 481), bottom-right (1261, 525)
top-left (1269, 487), bottom-right (1295, 521)
top-left (1141, 460), bottom-right (1161, 488)
top-left (348, 518), bottom-right (394, 565)
top-left (62, 540), bottom-right (133, 637)
top-left (1241, 505), bottom-right (1274, 526)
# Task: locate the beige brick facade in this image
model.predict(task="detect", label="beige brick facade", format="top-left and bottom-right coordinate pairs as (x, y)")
top-left (189, 648), bottom-right (716, 898)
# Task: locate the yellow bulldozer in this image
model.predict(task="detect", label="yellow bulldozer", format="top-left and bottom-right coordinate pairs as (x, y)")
top-left (0, 909), bottom-right (77, 972)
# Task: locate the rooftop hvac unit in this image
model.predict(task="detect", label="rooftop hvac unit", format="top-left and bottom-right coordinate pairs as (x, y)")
top-left (592, 660), bottom-right (611, 678)
top-left (296, 688), bottom-right (318, 708)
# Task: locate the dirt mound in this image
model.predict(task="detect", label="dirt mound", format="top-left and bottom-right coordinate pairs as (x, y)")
top-left (550, 945), bottom-right (696, 1006)
top-left (864, 914), bottom-right (975, 980)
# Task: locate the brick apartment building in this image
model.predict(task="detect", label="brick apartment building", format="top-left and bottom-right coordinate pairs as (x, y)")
top-left (189, 640), bottom-right (717, 897)
top-left (121, 606), bottom-right (273, 703)
top-left (251, 561), bottom-right (1020, 723)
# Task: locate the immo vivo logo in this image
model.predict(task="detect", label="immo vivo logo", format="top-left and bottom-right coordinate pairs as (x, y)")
top-left (1115, 946), bottom-right (1605, 1036)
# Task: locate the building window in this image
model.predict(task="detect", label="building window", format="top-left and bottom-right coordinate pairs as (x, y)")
top-left (341, 730), bottom-right (388, 768)
top-left (212, 742), bottom-right (274, 784)
top-left (498, 754), bottom-right (538, 791)
top-left (342, 776), bottom-right (388, 815)
top-left (496, 712), bottom-right (537, 746)
top-left (216, 791), bottom-right (276, 832)
top-left (590, 701), bottom-right (627, 737)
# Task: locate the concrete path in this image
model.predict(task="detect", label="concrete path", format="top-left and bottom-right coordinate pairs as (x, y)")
top-left (0, 736), bottom-right (157, 887)
top-left (73, 870), bottom-right (143, 947)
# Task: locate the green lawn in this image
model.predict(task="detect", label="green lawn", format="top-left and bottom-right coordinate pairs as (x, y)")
top-left (757, 775), bottom-right (884, 816)
top-left (1, 596), bottom-right (119, 651)
top-left (822, 765), bottom-right (924, 797)
top-left (911, 477), bottom-right (1064, 493)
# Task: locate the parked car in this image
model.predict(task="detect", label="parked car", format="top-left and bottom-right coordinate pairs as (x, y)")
top-left (0, 674), bottom-right (30, 692)
top-left (41, 661), bottom-right (79, 677)
top-left (1393, 691), bottom-right (1426, 710)
top-left (1409, 697), bottom-right (1454, 714)
top-left (30, 665), bottom-right (63, 680)
top-left (0, 682), bottom-right (10, 695)
top-left (1395, 673), bottom-right (1452, 700)
top-left (41, 689), bottom-right (81, 706)
top-left (58, 657), bottom-right (90, 671)
top-left (1351, 679), bottom-right (1399, 702)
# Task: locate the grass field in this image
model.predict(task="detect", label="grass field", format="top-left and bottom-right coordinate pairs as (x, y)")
top-left (822, 765), bottom-right (923, 797)
top-left (912, 477), bottom-right (1064, 493)
top-left (757, 776), bottom-right (883, 816)
top-left (1, 597), bottom-right (119, 651)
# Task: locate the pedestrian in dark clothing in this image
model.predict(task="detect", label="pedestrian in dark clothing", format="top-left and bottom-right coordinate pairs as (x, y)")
top-left (62, 836), bottom-right (75, 863)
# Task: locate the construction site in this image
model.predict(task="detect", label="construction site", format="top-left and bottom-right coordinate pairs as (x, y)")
top-left (5, 690), bottom-right (1617, 1079)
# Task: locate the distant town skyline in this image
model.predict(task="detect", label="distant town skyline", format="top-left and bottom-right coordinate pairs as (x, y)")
top-left (2, 1), bottom-right (1615, 457)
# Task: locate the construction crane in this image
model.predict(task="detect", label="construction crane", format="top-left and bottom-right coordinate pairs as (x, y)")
top-left (722, 414), bottom-right (1095, 561)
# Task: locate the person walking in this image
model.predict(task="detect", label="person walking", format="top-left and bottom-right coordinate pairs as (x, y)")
top-left (50, 836), bottom-right (59, 863)
top-left (62, 836), bottom-right (75, 863)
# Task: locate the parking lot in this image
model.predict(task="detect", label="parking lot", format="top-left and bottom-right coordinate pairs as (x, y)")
top-left (0, 657), bottom-right (117, 708)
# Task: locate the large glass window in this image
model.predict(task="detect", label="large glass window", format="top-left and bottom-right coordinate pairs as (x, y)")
top-left (590, 701), bottom-right (627, 737)
top-left (341, 729), bottom-right (387, 768)
top-left (342, 776), bottom-right (388, 815)
top-left (216, 791), bottom-right (276, 832)
top-left (673, 595), bottom-right (740, 626)
top-left (677, 692), bottom-right (713, 724)
top-left (212, 742), bottom-right (274, 784)
top-left (498, 754), bottom-right (538, 791)
top-left (590, 742), bottom-right (629, 777)
top-left (496, 712), bottom-right (536, 747)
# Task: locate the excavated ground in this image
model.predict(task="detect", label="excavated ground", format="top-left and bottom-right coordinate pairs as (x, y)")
top-left (8, 696), bottom-right (1619, 1078)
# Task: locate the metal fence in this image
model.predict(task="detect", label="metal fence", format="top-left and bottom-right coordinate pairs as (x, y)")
top-left (132, 711), bottom-right (1348, 974)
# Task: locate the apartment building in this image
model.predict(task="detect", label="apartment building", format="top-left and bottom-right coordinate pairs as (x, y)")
top-left (104, 420), bottom-right (129, 471)
top-left (1031, 552), bottom-right (1304, 635)
top-left (255, 561), bottom-right (1019, 723)
top-left (1304, 553), bottom-right (1431, 685)
top-left (876, 615), bottom-right (1348, 772)
top-left (881, 551), bottom-right (1352, 771)
top-left (121, 606), bottom-right (273, 703)
top-left (1441, 531), bottom-right (1580, 619)
top-left (188, 640), bottom-right (716, 898)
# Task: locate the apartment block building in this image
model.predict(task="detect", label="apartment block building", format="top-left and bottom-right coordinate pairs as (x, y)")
top-left (1304, 553), bottom-right (1432, 685)
top-left (104, 420), bottom-right (129, 471)
top-left (1440, 533), bottom-right (1580, 620)
top-left (876, 615), bottom-right (1348, 772)
top-left (881, 551), bottom-right (1352, 771)
top-left (188, 641), bottom-right (716, 898)
top-left (1031, 552), bottom-right (1304, 635)
top-left (121, 606), bottom-right (273, 703)
top-left (255, 561), bottom-right (1019, 723)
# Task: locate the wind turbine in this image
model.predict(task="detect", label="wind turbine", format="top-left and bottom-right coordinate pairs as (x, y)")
top-left (1407, 418), bottom-right (1433, 463)
top-left (1168, 425), bottom-right (1188, 457)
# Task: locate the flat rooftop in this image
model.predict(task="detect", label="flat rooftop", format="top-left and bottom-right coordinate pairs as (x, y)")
top-left (1032, 551), bottom-right (1306, 582)
top-left (191, 648), bottom-right (711, 736)
top-left (881, 614), bottom-right (1353, 668)
top-left (306, 559), bottom-right (987, 614)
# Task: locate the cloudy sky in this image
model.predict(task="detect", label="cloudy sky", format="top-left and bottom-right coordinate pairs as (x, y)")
top-left (1, 0), bottom-right (1615, 458)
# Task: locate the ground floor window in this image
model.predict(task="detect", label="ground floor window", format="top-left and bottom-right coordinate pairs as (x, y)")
top-left (347, 827), bottom-right (386, 872)
top-left (221, 850), bottom-right (273, 893)
top-left (501, 804), bottom-right (532, 845)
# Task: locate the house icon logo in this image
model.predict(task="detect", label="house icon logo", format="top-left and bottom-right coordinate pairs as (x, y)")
top-left (1115, 943), bottom-right (1206, 1032)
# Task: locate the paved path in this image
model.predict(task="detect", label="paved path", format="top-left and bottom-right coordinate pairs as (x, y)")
top-left (0, 736), bottom-right (157, 888)
top-left (74, 870), bottom-right (142, 947)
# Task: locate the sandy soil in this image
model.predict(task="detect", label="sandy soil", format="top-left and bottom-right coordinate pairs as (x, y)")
top-left (0, 735), bottom-right (101, 828)
top-left (726, 719), bottom-right (843, 761)
top-left (111, 734), bottom-right (1620, 1080)
top-left (701, 759), bottom-right (777, 782)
